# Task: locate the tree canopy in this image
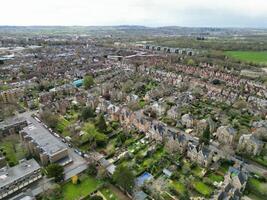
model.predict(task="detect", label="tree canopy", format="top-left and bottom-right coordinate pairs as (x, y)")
top-left (46, 163), bottom-right (64, 182)
top-left (96, 114), bottom-right (107, 133)
top-left (82, 123), bottom-right (108, 146)
top-left (200, 125), bottom-right (210, 145)
top-left (81, 106), bottom-right (95, 121)
top-left (84, 75), bottom-right (94, 89)
top-left (40, 110), bottom-right (59, 129)
top-left (112, 164), bottom-right (135, 192)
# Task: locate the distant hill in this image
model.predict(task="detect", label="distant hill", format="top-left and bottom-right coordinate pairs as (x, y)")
top-left (0, 25), bottom-right (267, 37)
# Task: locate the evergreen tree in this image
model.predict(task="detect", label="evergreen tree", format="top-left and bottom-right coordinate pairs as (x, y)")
top-left (96, 114), bottom-right (107, 133)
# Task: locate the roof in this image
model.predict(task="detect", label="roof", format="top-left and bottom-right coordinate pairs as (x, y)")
top-left (136, 172), bottom-right (153, 187)
top-left (21, 124), bottom-right (68, 157)
top-left (0, 117), bottom-right (27, 130)
top-left (163, 168), bottom-right (172, 177)
top-left (134, 191), bottom-right (148, 200)
top-left (73, 79), bottom-right (84, 87)
top-left (106, 164), bottom-right (116, 175)
top-left (0, 159), bottom-right (41, 188)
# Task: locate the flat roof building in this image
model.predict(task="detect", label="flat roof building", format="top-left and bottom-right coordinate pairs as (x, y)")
top-left (0, 159), bottom-right (42, 199)
top-left (20, 124), bottom-right (70, 166)
top-left (0, 117), bottom-right (28, 138)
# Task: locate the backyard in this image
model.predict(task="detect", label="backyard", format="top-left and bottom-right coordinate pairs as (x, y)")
top-left (245, 177), bottom-right (267, 199)
top-left (56, 116), bottom-right (71, 136)
top-left (0, 135), bottom-right (27, 166)
top-left (62, 175), bottom-right (103, 200)
top-left (192, 181), bottom-right (213, 197)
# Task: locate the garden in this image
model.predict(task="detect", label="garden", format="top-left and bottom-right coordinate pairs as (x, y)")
top-left (245, 176), bottom-right (267, 200)
top-left (62, 175), bottom-right (103, 200)
top-left (0, 135), bottom-right (27, 166)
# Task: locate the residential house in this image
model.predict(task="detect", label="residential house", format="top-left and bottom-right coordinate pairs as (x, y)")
top-left (181, 114), bottom-right (194, 128)
top-left (187, 142), bottom-right (216, 167)
top-left (215, 167), bottom-right (248, 200)
top-left (215, 126), bottom-right (237, 145)
top-left (237, 134), bottom-right (264, 156)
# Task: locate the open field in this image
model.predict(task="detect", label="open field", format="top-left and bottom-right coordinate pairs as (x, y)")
top-left (225, 51), bottom-right (267, 65)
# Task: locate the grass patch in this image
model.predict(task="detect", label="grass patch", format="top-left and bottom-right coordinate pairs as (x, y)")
top-left (207, 173), bottom-right (224, 183)
top-left (100, 188), bottom-right (119, 200)
top-left (62, 175), bottom-right (102, 200)
top-left (245, 178), bottom-right (267, 199)
top-left (192, 166), bottom-right (205, 178)
top-left (192, 181), bottom-right (213, 197)
top-left (170, 180), bottom-right (186, 194)
top-left (225, 51), bottom-right (267, 65)
top-left (56, 116), bottom-right (71, 136)
top-left (138, 100), bottom-right (146, 109)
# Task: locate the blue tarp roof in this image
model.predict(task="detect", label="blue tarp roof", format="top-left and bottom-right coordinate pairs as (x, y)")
top-left (73, 79), bottom-right (83, 87)
top-left (136, 172), bottom-right (153, 187)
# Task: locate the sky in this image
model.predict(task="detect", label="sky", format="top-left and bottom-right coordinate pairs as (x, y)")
top-left (1, 0), bottom-right (267, 27)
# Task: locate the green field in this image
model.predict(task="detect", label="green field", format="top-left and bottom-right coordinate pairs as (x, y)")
top-left (62, 175), bottom-right (102, 200)
top-left (225, 51), bottom-right (267, 65)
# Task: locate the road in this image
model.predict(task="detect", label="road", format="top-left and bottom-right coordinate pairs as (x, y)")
top-left (18, 111), bottom-right (88, 180)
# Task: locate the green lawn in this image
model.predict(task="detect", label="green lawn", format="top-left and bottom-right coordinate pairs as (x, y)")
top-left (225, 51), bottom-right (267, 65)
top-left (170, 180), bottom-right (186, 194)
top-left (192, 166), bottom-right (205, 178)
top-left (0, 84), bottom-right (10, 91)
top-left (56, 116), bottom-right (71, 136)
top-left (0, 136), bottom-right (27, 166)
top-left (192, 181), bottom-right (213, 197)
top-left (245, 178), bottom-right (267, 199)
top-left (207, 173), bottom-right (224, 183)
top-left (62, 175), bottom-right (103, 200)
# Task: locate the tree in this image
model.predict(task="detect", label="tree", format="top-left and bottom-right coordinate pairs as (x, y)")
top-left (42, 184), bottom-right (63, 200)
top-left (200, 125), bottom-right (210, 145)
top-left (82, 123), bottom-right (108, 146)
top-left (113, 164), bottom-right (135, 192)
top-left (40, 110), bottom-right (59, 129)
top-left (87, 163), bottom-right (98, 176)
top-left (46, 163), bottom-right (64, 182)
top-left (81, 106), bottom-right (95, 121)
top-left (96, 114), bottom-right (107, 133)
top-left (84, 75), bottom-right (94, 89)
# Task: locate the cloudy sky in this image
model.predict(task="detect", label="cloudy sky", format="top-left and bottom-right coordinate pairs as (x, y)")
top-left (1, 0), bottom-right (267, 27)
